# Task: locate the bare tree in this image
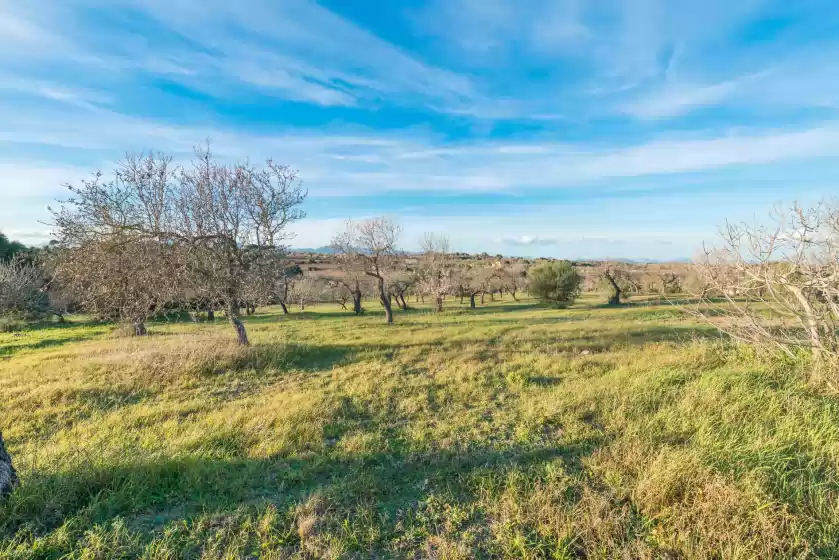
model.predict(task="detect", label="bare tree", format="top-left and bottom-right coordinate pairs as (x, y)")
top-left (274, 265), bottom-right (302, 314)
top-left (293, 275), bottom-right (320, 311)
top-left (693, 201), bottom-right (839, 365)
top-left (331, 270), bottom-right (367, 315)
top-left (659, 271), bottom-right (682, 295)
top-left (331, 218), bottom-right (401, 323)
top-left (500, 264), bottom-right (528, 301)
top-left (417, 233), bottom-right (455, 312)
top-left (51, 148), bottom-right (305, 343)
top-left (0, 256), bottom-right (50, 318)
top-left (172, 147), bottom-right (306, 344)
top-left (390, 271), bottom-right (415, 311)
top-left (459, 265), bottom-right (493, 308)
top-left (0, 430), bottom-right (17, 500)
top-left (50, 161), bottom-right (183, 335)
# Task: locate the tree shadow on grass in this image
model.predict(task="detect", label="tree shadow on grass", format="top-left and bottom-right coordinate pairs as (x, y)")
top-left (0, 432), bottom-right (604, 553)
top-left (0, 333), bottom-right (103, 358)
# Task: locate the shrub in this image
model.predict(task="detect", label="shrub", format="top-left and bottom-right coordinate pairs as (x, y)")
top-left (528, 261), bottom-right (582, 308)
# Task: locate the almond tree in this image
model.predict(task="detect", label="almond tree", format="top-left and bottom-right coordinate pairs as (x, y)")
top-left (173, 147), bottom-right (306, 344)
top-left (0, 256), bottom-right (51, 318)
top-left (51, 147), bottom-right (306, 343)
top-left (459, 265), bottom-right (493, 308)
top-left (331, 269), bottom-right (367, 315)
top-left (51, 159), bottom-right (183, 335)
top-left (418, 233), bottom-right (455, 312)
top-left (693, 200), bottom-right (839, 365)
top-left (503, 264), bottom-right (529, 301)
top-left (332, 218), bottom-right (401, 323)
top-left (390, 271), bottom-right (415, 311)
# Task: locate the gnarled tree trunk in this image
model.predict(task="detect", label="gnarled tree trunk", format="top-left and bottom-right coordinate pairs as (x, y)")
top-left (377, 276), bottom-right (393, 323)
top-left (435, 295), bottom-right (443, 312)
top-left (280, 302), bottom-right (289, 314)
top-left (605, 274), bottom-right (622, 305)
top-left (353, 292), bottom-right (362, 315)
top-left (227, 305), bottom-right (249, 345)
top-left (470, 294), bottom-right (476, 308)
top-left (206, 308), bottom-right (215, 321)
top-left (133, 320), bottom-right (148, 336)
top-left (0, 431), bottom-right (18, 500)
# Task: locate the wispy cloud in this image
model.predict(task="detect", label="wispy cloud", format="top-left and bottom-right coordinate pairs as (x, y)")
top-left (0, 0), bottom-right (475, 111)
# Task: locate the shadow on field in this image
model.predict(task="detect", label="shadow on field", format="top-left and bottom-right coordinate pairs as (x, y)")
top-left (0, 435), bottom-right (603, 546)
top-left (0, 333), bottom-right (102, 358)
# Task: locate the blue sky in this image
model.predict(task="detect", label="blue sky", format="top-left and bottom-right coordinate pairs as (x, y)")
top-left (1, 0), bottom-right (838, 259)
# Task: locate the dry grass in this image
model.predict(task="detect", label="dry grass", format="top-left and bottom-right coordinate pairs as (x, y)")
top-left (0, 295), bottom-right (837, 558)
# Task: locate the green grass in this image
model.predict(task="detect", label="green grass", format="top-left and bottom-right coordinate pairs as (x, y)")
top-left (1, 295), bottom-right (837, 558)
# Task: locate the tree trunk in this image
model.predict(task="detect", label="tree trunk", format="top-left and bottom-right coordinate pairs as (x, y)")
top-left (460, 294), bottom-right (464, 304)
top-left (787, 284), bottom-right (823, 361)
top-left (480, 292), bottom-right (485, 305)
top-left (511, 289), bottom-right (518, 301)
top-left (280, 302), bottom-right (289, 314)
top-left (378, 277), bottom-right (393, 323)
top-left (605, 274), bottom-right (622, 305)
top-left (353, 293), bottom-right (362, 315)
top-left (435, 295), bottom-right (443, 312)
top-left (0, 430), bottom-right (19, 500)
top-left (207, 308), bottom-right (215, 321)
top-left (399, 294), bottom-right (408, 311)
top-left (300, 300), bottom-right (305, 311)
top-left (470, 294), bottom-right (476, 308)
top-left (227, 306), bottom-right (249, 346)
top-left (133, 320), bottom-right (148, 336)
top-left (55, 311), bottom-right (65, 323)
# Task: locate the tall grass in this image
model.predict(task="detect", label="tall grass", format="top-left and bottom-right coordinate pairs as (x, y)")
top-left (1, 296), bottom-right (836, 558)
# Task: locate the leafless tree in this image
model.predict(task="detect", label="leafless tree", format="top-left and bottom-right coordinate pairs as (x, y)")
top-left (51, 147), bottom-right (306, 343)
top-left (292, 276), bottom-right (320, 311)
top-left (459, 265), bottom-right (493, 308)
top-left (331, 270), bottom-right (367, 315)
top-left (417, 233), bottom-right (455, 312)
top-left (692, 201), bottom-right (839, 366)
top-left (659, 271), bottom-right (682, 295)
top-left (331, 218), bottom-right (402, 323)
top-left (501, 264), bottom-right (528, 301)
top-left (50, 161), bottom-right (183, 334)
top-left (273, 265), bottom-right (302, 314)
top-left (172, 146), bottom-right (306, 344)
top-left (390, 271), bottom-right (415, 311)
top-left (0, 256), bottom-right (50, 318)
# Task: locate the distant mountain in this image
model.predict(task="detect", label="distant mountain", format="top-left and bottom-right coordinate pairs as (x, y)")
top-left (290, 246), bottom-right (337, 255)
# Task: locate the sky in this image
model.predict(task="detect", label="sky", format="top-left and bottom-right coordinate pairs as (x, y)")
top-left (1, 0), bottom-right (838, 260)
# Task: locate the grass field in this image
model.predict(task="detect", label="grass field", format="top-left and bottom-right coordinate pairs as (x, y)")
top-left (1, 295), bottom-right (838, 558)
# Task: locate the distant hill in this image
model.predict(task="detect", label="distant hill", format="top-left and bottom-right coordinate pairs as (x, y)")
top-left (289, 246), bottom-right (337, 255)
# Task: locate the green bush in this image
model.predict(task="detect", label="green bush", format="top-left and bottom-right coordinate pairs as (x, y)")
top-left (528, 261), bottom-right (582, 308)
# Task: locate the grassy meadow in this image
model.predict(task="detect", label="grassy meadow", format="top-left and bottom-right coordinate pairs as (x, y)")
top-left (1, 295), bottom-right (838, 558)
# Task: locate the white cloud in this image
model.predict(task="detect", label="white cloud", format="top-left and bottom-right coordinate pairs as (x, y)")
top-left (498, 235), bottom-right (558, 246)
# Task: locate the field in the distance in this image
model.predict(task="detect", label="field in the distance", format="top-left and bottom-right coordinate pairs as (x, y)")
top-left (1, 296), bottom-right (838, 558)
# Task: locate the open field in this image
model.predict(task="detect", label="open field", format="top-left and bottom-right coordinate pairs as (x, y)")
top-left (1, 296), bottom-right (838, 558)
